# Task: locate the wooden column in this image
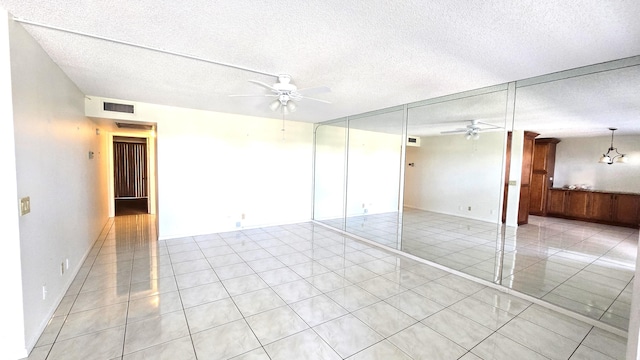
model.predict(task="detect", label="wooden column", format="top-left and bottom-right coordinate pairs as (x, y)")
top-left (517, 131), bottom-right (539, 225)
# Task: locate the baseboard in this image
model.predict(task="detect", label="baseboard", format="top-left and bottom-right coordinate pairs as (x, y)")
top-left (158, 217), bottom-right (314, 241)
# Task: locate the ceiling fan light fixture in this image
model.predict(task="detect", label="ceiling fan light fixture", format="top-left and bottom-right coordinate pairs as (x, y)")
top-left (269, 99), bottom-right (281, 111)
top-left (232, 75), bottom-right (330, 113)
top-left (465, 128), bottom-right (480, 140)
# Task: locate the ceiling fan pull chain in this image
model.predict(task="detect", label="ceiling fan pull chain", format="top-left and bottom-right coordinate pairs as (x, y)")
top-left (282, 112), bottom-right (286, 141)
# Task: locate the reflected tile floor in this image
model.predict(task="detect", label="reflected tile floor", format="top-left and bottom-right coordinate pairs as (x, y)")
top-left (26, 214), bottom-right (629, 359)
top-left (323, 209), bottom-right (638, 330)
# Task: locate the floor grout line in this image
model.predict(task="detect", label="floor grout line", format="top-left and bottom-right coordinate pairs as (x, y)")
top-left (30, 215), bottom-right (633, 360)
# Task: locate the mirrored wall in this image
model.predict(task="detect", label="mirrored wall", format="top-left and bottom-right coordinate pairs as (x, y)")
top-left (313, 118), bottom-right (348, 230)
top-left (313, 56), bottom-right (640, 331)
top-left (313, 107), bottom-right (406, 247)
top-left (403, 86), bottom-right (509, 284)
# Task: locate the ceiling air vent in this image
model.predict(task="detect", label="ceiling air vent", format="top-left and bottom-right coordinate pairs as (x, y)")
top-left (407, 136), bottom-right (421, 147)
top-left (104, 102), bottom-right (134, 114)
top-left (115, 122), bottom-right (153, 130)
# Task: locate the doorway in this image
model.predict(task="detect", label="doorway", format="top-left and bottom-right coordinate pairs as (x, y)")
top-left (113, 136), bottom-right (148, 216)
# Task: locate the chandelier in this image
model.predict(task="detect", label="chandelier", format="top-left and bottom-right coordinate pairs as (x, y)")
top-left (599, 128), bottom-right (627, 165)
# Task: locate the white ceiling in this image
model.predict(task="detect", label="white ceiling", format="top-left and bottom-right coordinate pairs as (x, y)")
top-left (2, 1), bottom-right (640, 137)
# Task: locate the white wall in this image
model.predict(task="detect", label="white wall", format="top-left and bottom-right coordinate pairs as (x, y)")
top-left (346, 128), bottom-right (402, 216)
top-left (86, 97), bottom-right (315, 239)
top-left (0, 11), bottom-right (27, 360)
top-left (314, 124), bottom-right (346, 220)
top-left (404, 132), bottom-right (505, 222)
top-left (8, 18), bottom-right (110, 354)
top-left (554, 135), bottom-right (640, 193)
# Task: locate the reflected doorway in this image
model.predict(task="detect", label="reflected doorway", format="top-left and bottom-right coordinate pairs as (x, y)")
top-left (113, 136), bottom-right (149, 216)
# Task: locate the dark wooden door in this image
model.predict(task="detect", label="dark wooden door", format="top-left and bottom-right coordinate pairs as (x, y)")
top-left (529, 173), bottom-right (547, 215)
top-left (528, 138), bottom-right (559, 216)
top-left (113, 139), bottom-right (148, 199)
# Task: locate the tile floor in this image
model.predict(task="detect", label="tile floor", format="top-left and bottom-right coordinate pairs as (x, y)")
top-left (322, 208), bottom-right (638, 330)
top-left (26, 214), bottom-right (630, 359)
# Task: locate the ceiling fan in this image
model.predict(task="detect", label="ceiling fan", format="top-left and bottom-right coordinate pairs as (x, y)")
top-left (230, 74), bottom-right (331, 114)
top-left (440, 120), bottom-right (501, 140)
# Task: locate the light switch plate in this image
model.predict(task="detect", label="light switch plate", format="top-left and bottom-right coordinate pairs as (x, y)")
top-left (19, 197), bottom-right (30, 216)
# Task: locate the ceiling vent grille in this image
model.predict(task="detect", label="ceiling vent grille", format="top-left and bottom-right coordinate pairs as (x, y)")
top-left (115, 122), bottom-right (153, 130)
top-left (407, 136), bottom-right (421, 147)
top-left (104, 102), bottom-right (134, 114)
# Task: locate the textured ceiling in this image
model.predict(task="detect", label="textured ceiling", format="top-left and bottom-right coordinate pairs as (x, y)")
top-left (2, 0), bottom-right (640, 137)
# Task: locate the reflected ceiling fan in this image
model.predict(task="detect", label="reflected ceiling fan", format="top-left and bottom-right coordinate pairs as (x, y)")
top-left (230, 74), bottom-right (331, 114)
top-left (440, 120), bottom-right (501, 140)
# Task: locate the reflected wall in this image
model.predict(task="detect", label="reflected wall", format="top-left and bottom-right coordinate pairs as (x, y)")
top-left (312, 57), bottom-right (640, 331)
top-left (345, 109), bottom-right (405, 248)
top-left (313, 119), bottom-right (347, 230)
top-left (402, 87), bottom-right (509, 282)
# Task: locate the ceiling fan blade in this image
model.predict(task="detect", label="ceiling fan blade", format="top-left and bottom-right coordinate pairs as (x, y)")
top-left (228, 94), bottom-right (278, 97)
top-left (442, 127), bottom-right (467, 132)
top-left (440, 129), bottom-right (467, 134)
top-left (248, 80), bottom-right (277, 91)
top-left (296, 86), bottom-right (331, 95)
top-left (300, 96), bottom-right (331, 104)
top-left (476, 121), bottom-right (503, 129)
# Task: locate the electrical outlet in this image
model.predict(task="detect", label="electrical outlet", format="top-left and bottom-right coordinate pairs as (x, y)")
top-left (241, 213), bottom-right (245, 220)
top-left (19, 197), bottom-right (30, 216)
top-left (467, 206), bottom-right (471, 211)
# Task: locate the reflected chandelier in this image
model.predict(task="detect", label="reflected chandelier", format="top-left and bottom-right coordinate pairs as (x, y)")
top-left (599, 128), bottom-right (627, 165)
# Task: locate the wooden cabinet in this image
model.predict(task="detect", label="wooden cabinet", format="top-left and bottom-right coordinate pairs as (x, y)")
top-left (547, 189), bottom-right (566, 215)
top-left (590, 192), bottom-right (614, 221)
top-left (529, 138), bottom-right (560, 216)
top-left (546, 189), bottom-right (640, 228)
top-left (566, 191), bottom-right (590, 218)
top-left (614, 194), bottom-right (640, 225)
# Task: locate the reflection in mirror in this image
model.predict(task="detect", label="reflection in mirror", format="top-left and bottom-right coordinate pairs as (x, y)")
top-left (402, 88), bottom-right (509, 283)
top-left (313, 120), bottom-right (348, 230)
top-left (345, 109), bottom-right (405, 248)
top-left (312, 58), bottom-right (639, 333)
top-left (506, 63), bottom-right (640, 331)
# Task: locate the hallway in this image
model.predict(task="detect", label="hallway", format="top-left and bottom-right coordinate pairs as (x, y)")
top-left (27, 215), bottom-right (628, 359)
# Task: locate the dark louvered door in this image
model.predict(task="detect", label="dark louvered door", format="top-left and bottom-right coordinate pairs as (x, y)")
top-left (113, 138), bottom-right (148, 200)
